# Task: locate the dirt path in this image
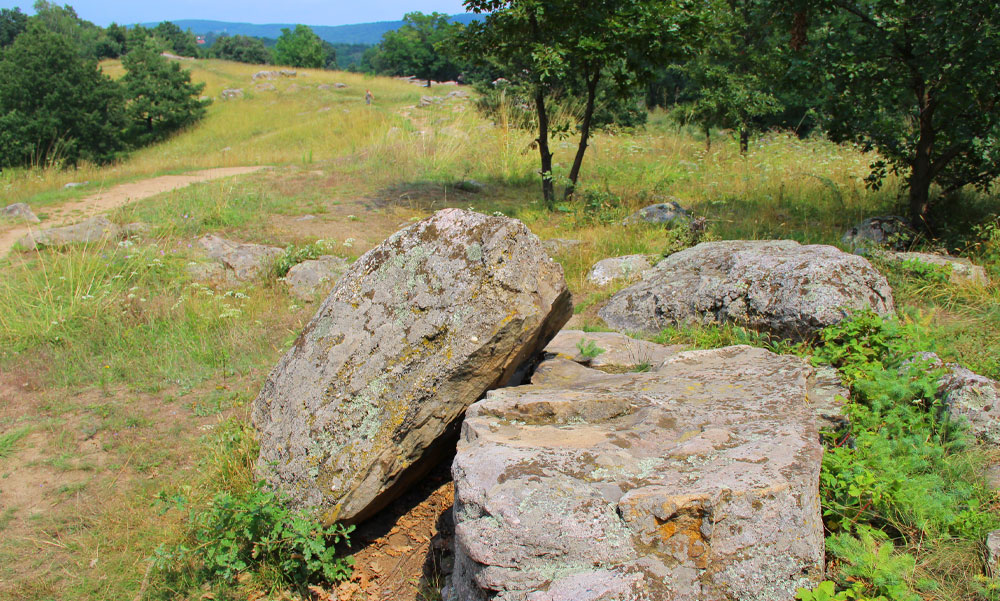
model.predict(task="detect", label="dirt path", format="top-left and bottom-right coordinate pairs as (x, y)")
top-left (0, 166), bottom-right (269, 256)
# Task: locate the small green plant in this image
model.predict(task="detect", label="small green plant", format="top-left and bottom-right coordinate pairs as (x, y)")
top-left (0, 426), bottom-right (31, 459)
top-left (271, 240), bottom-right (334, 278)
top-left (155, 481), bottom-right (354, 590)
top-left (576, 338), bottom-right (606, 359)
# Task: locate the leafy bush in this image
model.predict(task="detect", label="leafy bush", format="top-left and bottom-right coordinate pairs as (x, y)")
top-left (155, 481), bottom-right (354, 589)
top-left (270, 240), bottom-right (335, 278)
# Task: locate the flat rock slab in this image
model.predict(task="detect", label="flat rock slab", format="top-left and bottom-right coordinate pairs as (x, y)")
top-left (252, 208), bottom-right (572, 524)
top-left (586, 254), bottom-right (654, 287)
top-left (447, 345), bottom-right (825, 601)
top-left (543, 329), bottom-right (684, 372)
top-left (599, 240), bottom-right (895, 340)
top-left (2, 203), bottom-right (40, 223)
top-left (198, 234), bottom-right (282, 281)
top-left (285, 255), bottom-right (349, 301)
top-left (887, 251), bottom-right (990, 286)
top-left (16, 215), bottom-right (120, 250)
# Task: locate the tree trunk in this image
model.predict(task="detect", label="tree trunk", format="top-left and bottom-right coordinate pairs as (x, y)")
top-left (564, 69), bottom-right (600, 200)
top-left (426, 80), bottom-right (432, 87)
top-left (534, 87), bottom-right (554, 205)
top-left (909, 80), bottom-right (935, 227)
top-left (739, 128), bottom-right (749, 155)
top-left (704, 124), bottom-right (711, 152)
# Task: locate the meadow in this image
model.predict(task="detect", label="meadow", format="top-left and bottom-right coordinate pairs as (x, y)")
top-left (0, 58), bottom-right (998, 600)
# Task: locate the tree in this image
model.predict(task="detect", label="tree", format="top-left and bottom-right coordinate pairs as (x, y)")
top-left (0, 23), bottom-right (125, 167)
top-left (120, 40), bottom-right (209, 146)
top-left (463, 0), bottom-right (709, 202)
top-left (801, 0), bottom-right (1000, 226)
top-left (0, 7), bottom-right (28, 48)
top-left (152, 21), bottom-right (200, 58)
top-left (274, 24), bottom-right (325, 69)
top-left (31, 0), bottom-right (102, 59)
top-left (371, 12), bottom-right (465, 86)
top-left (95, 21), bottom-right (127, 59)
top-left (210, 34), bottom-right (272, 64)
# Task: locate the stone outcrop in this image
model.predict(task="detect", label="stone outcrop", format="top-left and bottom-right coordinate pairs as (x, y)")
top-left (16, 215), bottom-right (121, 250)
top-left (543, 329), bottom-right (683, 372)
top-left (884, 251), bottom-right (990, 286)
top-left (198, 234), bottom-right (282, 281)
top-left (2, 203), bottom-right (40, 223)
top-left (285, 255), bottom-right (349, 301)
top-left (624, 200), bottom-right (691, 227)
top-left (586, 254), bottom-right (654, 287)
top-left (599, 240), bottom-right (895, 340)
top-left (902, 353), bottom-right (1000, 445)
top-left (220, 88), bottom-right (244, 100)
top-left (446, 345), bottom-right (826, 601)
top-left (252, 208), bottom-right (572, 524)
top-left (842, 215), bottom-right (914, 251)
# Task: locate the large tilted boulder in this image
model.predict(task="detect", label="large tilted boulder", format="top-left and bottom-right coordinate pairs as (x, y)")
top-left (198, 234), bottom-right (282, 281)
top-left (446, 345), bottom-right (826, 601)
top-left (252, 208), bottom-right (572, 524)
top-left (16, 215), bottom-right (121, 250)
top-left (599, 240), bottom-right (895, 340)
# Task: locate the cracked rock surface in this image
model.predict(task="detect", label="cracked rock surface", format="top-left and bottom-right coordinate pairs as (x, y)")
top-left (252, 208), bottom-right (571, 524)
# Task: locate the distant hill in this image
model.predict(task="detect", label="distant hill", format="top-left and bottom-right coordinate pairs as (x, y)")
top-left (143, 14), bottom-right (479, 45)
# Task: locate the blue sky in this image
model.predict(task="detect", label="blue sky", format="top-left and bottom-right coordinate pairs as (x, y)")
top-left (0, 1), bottom-right (471, 26)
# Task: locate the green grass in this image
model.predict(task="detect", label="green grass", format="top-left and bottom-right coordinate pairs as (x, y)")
top-left (0, 427), bottom-right (31, 459)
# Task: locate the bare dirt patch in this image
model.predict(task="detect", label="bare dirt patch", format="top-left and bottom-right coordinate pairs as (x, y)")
top-left (0, 166), bottom-right (269, 256)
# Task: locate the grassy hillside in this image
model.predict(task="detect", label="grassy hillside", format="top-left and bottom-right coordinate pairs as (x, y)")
top-left (0, 57), bottom-right (998, 600)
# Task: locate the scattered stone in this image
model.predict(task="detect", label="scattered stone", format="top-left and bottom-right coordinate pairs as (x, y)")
top-left (1, 203), bottom-right (40, 223)
top-left (255, 82), bottom-right (276, 91)
top-left (279, 69), bottom-right (297, 77)
top-left (253, 70), bottom-right (279, 80)
top-left (220, 88), bottom-right (244, 100)
top-left (63, 181), bottom-right (88, 189)
top-left (445, 90), bottom-right (469, 99)
top-left (252, 208), bottom-right (572, 524)
top-left (446, 345), bottom-right (825, 601)
top-left (296, 214), bottom-right (317, 221)
top-left (624, 199), bottom-right (691, 227)
top-left (988, 530), bottom-right (1000, 575)
top-left (543, 329), bottom-right (683, 371)
top-left (586, 254), bottom-right (654, 287)
top-left (599, 240), bottom-right (895, 340)
top-left (16, 215), bottom-right (121, 250)
top-left (885, 251), bottom-right (990, 286)
top-left (540, 238), bottom-right (583, 257)
top-left (842, 215), bottom-right (915, 251)
top-left (122, 222), bottom-right (150, 237)
top-left (334, 82), bottom-right (348, 88)
top-left (284, 255), bottom-right (349, 301)
top-left (419, 95), bottom-right (443, 107)
top-left (454, 180), bottom-right (484, 193)
top-left (197, 234), bottom-right (282, 281)
top-left (938, 364), bottom-right (1000, 445)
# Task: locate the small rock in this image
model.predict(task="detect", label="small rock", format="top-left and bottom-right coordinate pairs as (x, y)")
top-left (988, 530), bottom-right (1000, 575)
top-left (279, 69), bottom-right (297, 77)
top-left (842, 215), bottom-right (915, 251)
top-left (63, 181), bottom-right (88, 189)
top-left (252, 70), bottom-right (279, 80)
top-left (623, 200), bottom-right (691, 227)
top-left (540, 238), bottom-right (583, 257)
top-left (296, 214), bottom-right (317, 222)
top-left (284, 255), bottom-right (349, 301)
top-left (220, 88), bottom-right (244, 100)
top-left (542, 329), bottom-right (683, 371)
top-left (16, 215), bottom-right (121, 250)
top-left (255, 82), bottom-right (276, 91)
top-left (885, 251), bottom-right (989, 286)
top-left (334, 82), bottom-right (348, 88)
top-left (938, 364), bottom-right (1000, 445)
top-left (586, 254), bottom-right (653, 287)
top-left (1, 202), bottom-right (40, 223)
top-left (198, 234), bottom-right (282, 281)
top-left (599, 240), bottom-right (896, 340)
top-left (454, 180), bottom-right (484, 193)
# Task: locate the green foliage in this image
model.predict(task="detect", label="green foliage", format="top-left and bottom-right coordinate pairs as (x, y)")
top-left (270, 240), bottom-right (335, 278)
top-left (0, 426), bottom-right (31, 459)
top-left (367, 12), bottom-right (465, 85)
top-left (575, 338), bottom-right (606, 359)
top-left (152, 21), bottom-right (200, 58)
top-left (121, 40), bottom-right (209, 146)
top-left (0, 23), bottom-right (126, 168)
top-left (210, 34), bottom-right (272, 64)
top-left (807, 0), bottom-right (1000, 221)
top-left (0, 7), bottom-right (27, 47)
top-left (811, 312), bottom-right (999, 597)
top-left (155, 482), bottom-right (354, 588)
top-left (274, 24), bottom-right (326, 69)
